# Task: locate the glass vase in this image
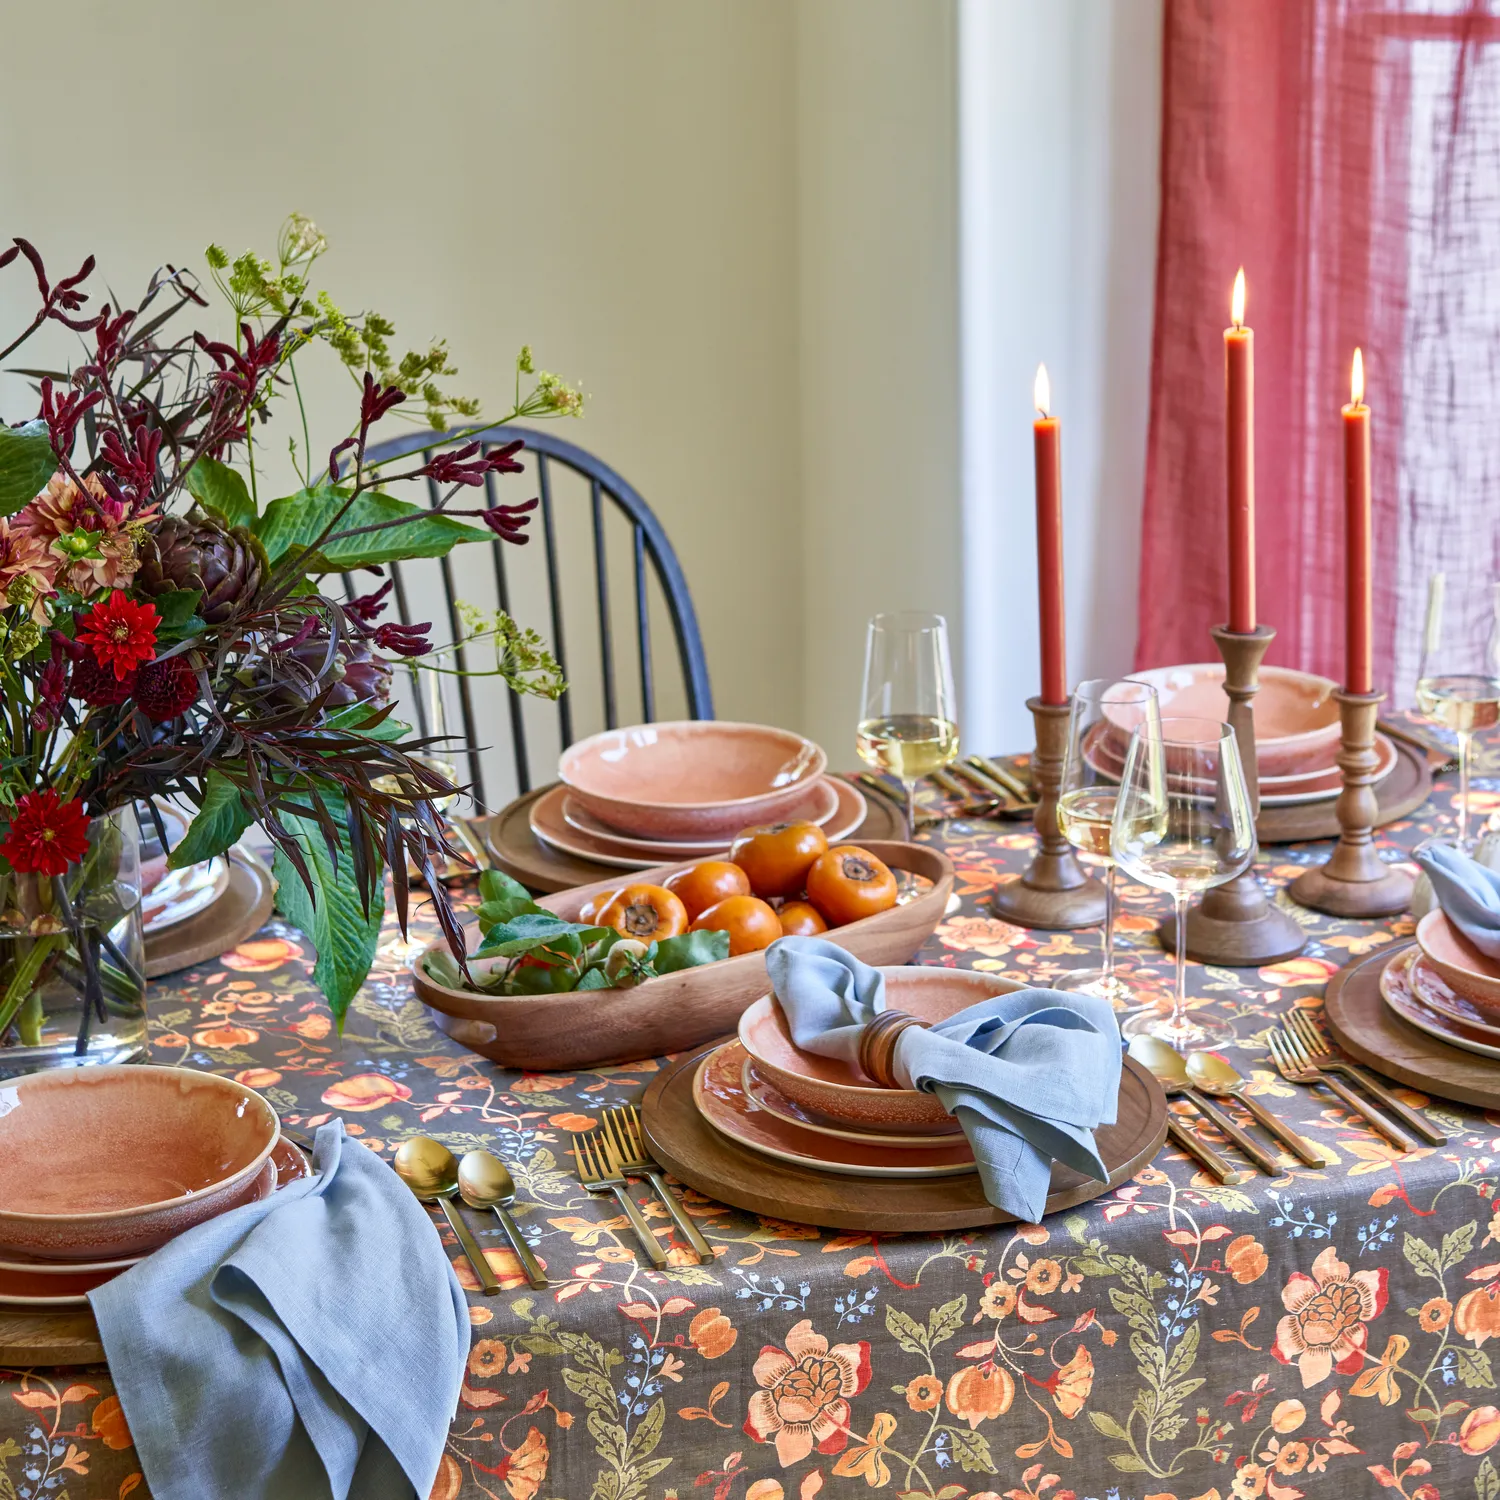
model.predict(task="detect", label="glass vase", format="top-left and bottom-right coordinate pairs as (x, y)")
top-left (0, 806), bottom-right (145, 1078)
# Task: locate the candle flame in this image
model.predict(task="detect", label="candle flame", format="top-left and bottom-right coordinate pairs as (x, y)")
top-left (1231, 267), bottom-right (1246, 329)
top-left (1033, 363), bottom-right (1051, 418)
top-left (1350, 347), bottom-right (1364, 406)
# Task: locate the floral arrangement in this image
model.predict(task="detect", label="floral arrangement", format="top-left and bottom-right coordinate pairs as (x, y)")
top-left (0, 215), bottom-right (578, 1043)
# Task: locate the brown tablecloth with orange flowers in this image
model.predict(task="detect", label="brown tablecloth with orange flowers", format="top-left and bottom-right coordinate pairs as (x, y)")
top-left (9, 757), bottom-right (1500, 1500)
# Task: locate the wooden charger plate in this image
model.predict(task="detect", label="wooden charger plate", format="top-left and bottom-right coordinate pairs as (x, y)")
top-left (412, 840), bottom-right (953, 1071)
top-left (641, 1045), bottom-right (1167, 1231)
top-left (482, 777), bottom-right (906, 894)
top-left (1324, 941), bottom-right (1500, 1109)
top-left (1257, 736), bottom-right (1432, 844)
top-left (143, 847), bottom-right (275, 979)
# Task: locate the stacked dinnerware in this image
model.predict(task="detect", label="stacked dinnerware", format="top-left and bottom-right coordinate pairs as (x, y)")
top-left (530, 721), bottom-right (866, 868)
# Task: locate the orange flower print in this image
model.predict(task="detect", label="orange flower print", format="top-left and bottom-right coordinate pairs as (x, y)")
top-left (91, 1394), bottom-right (133, 1450)
top-left (1460, 1405), bottom-right (1500, 1455)
top-left (1458, 1283), bottom-right (1500, 1346)
top-left (1231, 1461), bottom-right (1268, 1498)
top-left (905, 1373), bottom-right (942, 1412)
top-left (742, 1318), bottom-right (871, 1466)
top-left (467, 1339), bottom-right (506, 1378)
top-left (233, 1068), bottom-right (282, 1089)
top-left (1273, 1245), bottom-right (1387, 1387)
top-left (494, 1426), bottom-right (549, 1500)
top-left (192, 1024), bottom-right (259, 1048)
top-left (944, 1363), bottom-right (1015, 1428)
top-left (1419, 1297), bottom-right (1451, 1332)
top-left (936, 914), bottom-right (1024, 958)
top-left (689, 1307), bottom-right (737, 1359)
top-left (1050, 1345), bottom-right (1093, 1418)
top-left (222, 936), bottom-right (302, 971)
top-left (320, 1074), bottom-right (411, 1111)
top-left (1224, 1234), bottom-right (1269, 1285)
top-left (292, 1013), bottom-right (333, 1041)
top-left (1024, 1258), bottom-right (1063, 1296)
top-left (979, 1282), bottom-right (1016, 1319)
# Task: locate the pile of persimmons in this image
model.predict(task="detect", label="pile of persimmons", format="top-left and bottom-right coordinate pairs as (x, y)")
top-left (580, 821), bottom-right (900, 957)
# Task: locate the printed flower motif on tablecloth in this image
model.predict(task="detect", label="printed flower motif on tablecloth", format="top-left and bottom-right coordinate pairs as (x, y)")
top-left (743, 1318), bottom-right (871, 1466)
top-left (1273, 1245), bottom-right (1388, 1387)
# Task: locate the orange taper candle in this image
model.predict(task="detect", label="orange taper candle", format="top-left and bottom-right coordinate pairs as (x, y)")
top-left (1225, 268), bottom-right (1256, 633)
top-left (1343, 348), bottom-right (1373, 695)
top-left (1032, 363), bottom-right (1067, 706)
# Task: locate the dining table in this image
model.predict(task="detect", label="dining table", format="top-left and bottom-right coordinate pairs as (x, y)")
top-left (5, 744), bottom-right (1500, 1500)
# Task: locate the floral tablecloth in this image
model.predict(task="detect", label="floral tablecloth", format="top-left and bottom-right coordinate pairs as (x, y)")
top-left (7, 756), bottom-right (1500, 1500)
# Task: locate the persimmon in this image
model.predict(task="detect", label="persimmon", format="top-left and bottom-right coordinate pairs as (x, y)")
top-left (729, 820), bottom-right (828, 899)
top-left (805, 845), bottom-right (898, 926)
top-left (597, 884), bottom-right (689, 942)
top-left (578, 887), bottom-right (624, 924)
top-left (777, 899), bottom-right (829, 937)
top-left (664, 860), bottom-right (751, 920)
top-left (690, 894), bottom-right (782, 956)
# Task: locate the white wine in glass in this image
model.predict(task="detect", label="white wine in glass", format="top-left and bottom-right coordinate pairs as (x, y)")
top-left (1055, 679), bottom-right (1160, 1004)
top-left (1415, 577), bottom-right (1500, 850)
top-left (1113, 716), bottom-right (1254, 1048)
top-left (857, 613), bottom-right (958, 834)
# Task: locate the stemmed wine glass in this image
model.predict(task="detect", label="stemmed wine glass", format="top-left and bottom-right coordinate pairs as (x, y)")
top-left (856, 612), bottom-right (959, 835)
top-left (1112, 717), bottom-right (1255, 1047)
top-left (1415, 575), bottom-right (1500, 851)
top-left (1055, 679), bottom-right (1160, 1004)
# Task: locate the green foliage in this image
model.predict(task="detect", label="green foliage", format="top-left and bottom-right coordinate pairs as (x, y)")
top-left (168, 770), bottom-right (254, 869)
top-left (553, 1326), bottom-right (671, 1500)
top-left (1478, 1455), bottom-right (1500, 1500)
top-left (186, 457), bottom-right (256, 529)
top-left (254, 485), bottom-right (486, 569)
top-left (152, 590), bottom-right (207, 644)
top-left (0, 420), bottom-right (56, 517)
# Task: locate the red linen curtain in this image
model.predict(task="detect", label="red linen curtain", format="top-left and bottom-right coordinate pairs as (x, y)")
top-left (1136, 0), bottom-right (1500, 702)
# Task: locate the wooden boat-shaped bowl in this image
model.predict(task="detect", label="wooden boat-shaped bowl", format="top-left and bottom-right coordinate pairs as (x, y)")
top-left (410, 840), bottom-right (954, 1071)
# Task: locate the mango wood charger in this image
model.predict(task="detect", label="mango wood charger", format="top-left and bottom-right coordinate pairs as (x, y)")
top-left (1323, 942), bottom-right (1500, 1109)
top-left (143, 847), bottom-right (275, 979)
top-left (0, 1310), bottom-right (104, 1366)
top-left (1257, 738), bottom-right (1431, 844)
top-left (641, 1046), bottom-right (1167, 1231)
top-left (482, 777), bottom-right (905, 894)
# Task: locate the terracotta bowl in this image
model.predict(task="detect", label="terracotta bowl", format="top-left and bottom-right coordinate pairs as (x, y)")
top-left (1417, 910), bottom-right (1500, 1017)
top-left (558, 721), bottom-right (827, 839)
top-left (0, 1065), bottom-right (280, 1259)
top-left (1110, 665), bottom-right (1340, 778)
top-left (737, 968), bottom-right (1022, 1132)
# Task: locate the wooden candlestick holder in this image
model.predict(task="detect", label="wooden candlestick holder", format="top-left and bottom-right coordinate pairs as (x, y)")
top-left (1157, 625), bottom-right (1308, 966)
top-left (991, 697), bottom-right (1108, 931)
top-left (1288, 690), bottom-right (1414, 917)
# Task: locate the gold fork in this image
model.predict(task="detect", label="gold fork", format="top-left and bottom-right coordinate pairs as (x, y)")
top-left (573, 1131), bottom-right (668, 1267)
top-left (603, 1107), bottom-right (715, 1264)
top-left (1267, 1029), bottom-right (1416, 1152)
top-left (1284, 1010), bottom-right (1446, 1146)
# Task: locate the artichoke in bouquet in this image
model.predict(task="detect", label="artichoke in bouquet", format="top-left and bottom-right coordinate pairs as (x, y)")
top-left (135, 516), bottom-right (266, 624)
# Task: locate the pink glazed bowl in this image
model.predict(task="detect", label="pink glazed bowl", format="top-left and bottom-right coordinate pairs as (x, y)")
top-left (738, 967), bottom-right (1022, 1132)
top-left (0, 1065), bottom-right (280, 1259)
top-left (1417, 910), bottom-right (1500, 1017)
top-left (559, 721), bottom-right (827, 839)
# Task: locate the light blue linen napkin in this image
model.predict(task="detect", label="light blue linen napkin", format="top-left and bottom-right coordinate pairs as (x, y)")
top-left (763, 937), bottom-right (1123, 1221)
top-left (1416, 843), bottom-right (1500, 960)
top-left (90, 1119), bottom-right (469, 1500)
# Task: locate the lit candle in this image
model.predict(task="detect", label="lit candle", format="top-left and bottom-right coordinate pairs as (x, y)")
top-left (1225, 268), bottom-right (1256, 633)
top-left (1032, 363), bottom-right (1067, 706)
top-left (1343, 348), bottom-right (1373, 695)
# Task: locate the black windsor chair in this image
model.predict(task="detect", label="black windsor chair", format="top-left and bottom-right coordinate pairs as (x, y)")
top-left (357, 423), bottom-right (713, 815)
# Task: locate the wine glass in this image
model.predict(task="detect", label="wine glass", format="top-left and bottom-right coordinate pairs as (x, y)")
top-left (856, 612), bottom-right (959, 835)
top-left (1055, 679), bottom-right (1160, 1005)
top-left (1112, 717), bottom-right (1255, 1047)
top-left (1415, 574), bottom-right (1500, 851)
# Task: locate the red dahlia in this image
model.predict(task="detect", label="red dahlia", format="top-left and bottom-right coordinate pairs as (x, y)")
top-left (0, 789), bottom-right (90, 876)
top-left (77, 592), bottom-right (158, 681)
top-left (71, 656), bottom-right (136, 707)
top-left (134, 655), bottom-right (198, 722)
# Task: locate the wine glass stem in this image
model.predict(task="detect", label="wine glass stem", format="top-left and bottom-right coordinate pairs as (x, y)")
top-left (902, 779), bottom-right (919, 837)
top-left (1100, 861), bottom-right (1117, 984)
top-left (1458, 728), bottom-right (1473, 848)
top-left (1169, 890), bottom-right (1190, 1034)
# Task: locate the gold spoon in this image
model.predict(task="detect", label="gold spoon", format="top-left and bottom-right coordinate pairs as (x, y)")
top-left (458, 1150), bottom-right (547, 1289)
top-left (1129, 1036), bottom-right (1281, 1176)
top-left (1186, 1050), bottom-right (1327, 1167)
top-left (394, 1136), bottom-right (500, 1295)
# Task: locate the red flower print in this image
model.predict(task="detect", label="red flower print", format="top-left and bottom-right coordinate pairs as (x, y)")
top-left (77, 592), bottom-right (158, 680)
top-left (0, 789), bottom-right (90, 875)
top-left (743, 1317), bottom-right (871, 1466)
top-left (1273, 1244), bottom-right (1387, 1387)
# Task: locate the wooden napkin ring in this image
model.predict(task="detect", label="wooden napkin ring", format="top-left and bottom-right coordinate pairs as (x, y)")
top-left (857, 1009), bottom-right (931, 1089)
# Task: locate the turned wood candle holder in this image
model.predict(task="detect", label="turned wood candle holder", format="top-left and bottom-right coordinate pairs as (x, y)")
top-left (1158, 625), bottom-right (1308, 966)
top-left (991, 697), bottom-right (1108, 931)
top-left (1288, 690), bottom-right (1414, 917)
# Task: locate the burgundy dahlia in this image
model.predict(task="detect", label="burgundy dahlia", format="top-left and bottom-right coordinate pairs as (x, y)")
top-left (71, 656), bottom-right (136, 707)
top-left (134, 656), bottom-right (199, 722)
